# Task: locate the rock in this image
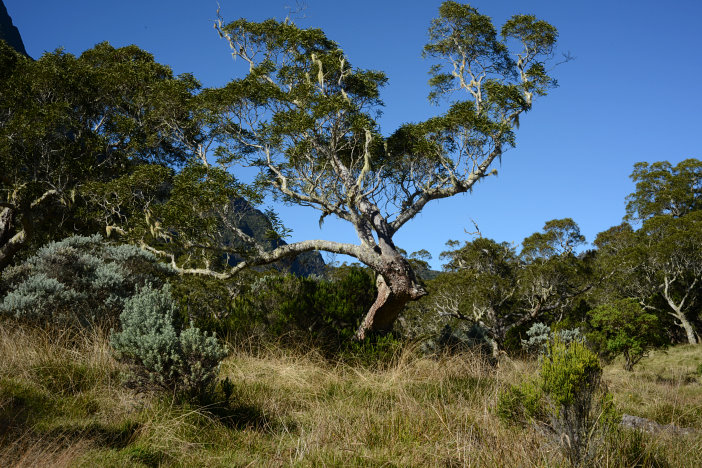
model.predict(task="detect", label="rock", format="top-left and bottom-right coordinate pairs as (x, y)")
top-left (620, 414), bottom-right (696, 436)
top-left (0, 1), bottom-right (28, 56)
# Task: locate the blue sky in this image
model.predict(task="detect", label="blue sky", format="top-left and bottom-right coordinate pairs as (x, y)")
top-left (6, 0), bottom-right (701, 269)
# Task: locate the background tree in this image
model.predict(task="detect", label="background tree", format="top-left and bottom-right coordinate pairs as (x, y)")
top-left (519, 218), bottom-right (593, 324)
top-left (126, 2), bottom-right (561, 340)
top-left (588, 298), bottom-right (661, 371)
top-left (431, 219), bottom-right (591, 356)
top-left (595, 159), bottom-right (702, 344)
top-left (433, 237), bottom-right (520, 356)
top-left (0, 41), bottom-right (200, 271)
top-left (625, 159), bottom-right (702, 221)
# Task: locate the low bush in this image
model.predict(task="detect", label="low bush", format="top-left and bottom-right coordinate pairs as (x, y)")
top-left (0, 235), bottom-right (172, 327)
top-left (521, 322), bottom-right (584, 356)
top-left (498, 339), bottom-right (618, 466)
top-left (110, 284), bottom-right (227, 399)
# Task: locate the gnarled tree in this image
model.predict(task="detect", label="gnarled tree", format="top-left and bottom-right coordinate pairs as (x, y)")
top-left (116, 2), bottom-right (561, 339)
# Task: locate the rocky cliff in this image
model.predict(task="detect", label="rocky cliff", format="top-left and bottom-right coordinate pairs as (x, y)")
top-left (0, 1), bottom-right (27, 56)
top-left (222, 198), bottom-right (325, 277)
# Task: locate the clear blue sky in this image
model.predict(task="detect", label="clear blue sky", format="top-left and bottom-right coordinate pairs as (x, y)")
top-left (6, 0), bottom-right (701, 269)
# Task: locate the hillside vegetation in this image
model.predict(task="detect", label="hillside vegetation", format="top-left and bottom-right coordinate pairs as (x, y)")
top-left (1, 320), bottom-right (700, 467)
top-left (2, 2), bottom-right (702, 466)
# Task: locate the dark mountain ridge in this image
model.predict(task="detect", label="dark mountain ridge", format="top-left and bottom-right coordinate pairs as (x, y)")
top-left (0, 1), bottom-right (28, 56)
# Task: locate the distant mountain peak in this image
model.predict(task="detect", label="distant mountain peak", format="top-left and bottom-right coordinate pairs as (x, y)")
top-left (0, 0), bottom-right (28, 56)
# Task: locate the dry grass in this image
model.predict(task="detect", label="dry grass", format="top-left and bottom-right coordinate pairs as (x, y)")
top-left (1, 318), bottom-right (700, 467)
top-left (605, 345), bottom-right (702, 429)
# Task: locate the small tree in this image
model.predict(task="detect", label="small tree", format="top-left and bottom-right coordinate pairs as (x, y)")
top-left (588, 298), bottom-right (661, 371)
top-left (498, 340), bottom-right (617, 466)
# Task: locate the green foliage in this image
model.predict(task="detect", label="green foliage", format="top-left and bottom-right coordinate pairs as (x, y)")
top-left (521, 218), bottom-right (585, 261)
top-left (626, 159), bottom-right (702, 221)
top-left (595, 170), bottom-right (702, 345)
top-left (498, 340), bottom-right (618, 466)
top-left (338, 333), bottom-right (405, 368)
top-left (0, 235), bottom-right (171, 326)
top-left (170, 266), bottom-right (377, 351)
top-left (588, 299), bottom-right (662, 371)
top-left (110, 284), bottom-right (227, 398)
top-left (0, 41), bottom-right (201, 269)
top-left (496, 379), bottom-right (544, 426)
top-left (540, 340), bottom-right (602, 408)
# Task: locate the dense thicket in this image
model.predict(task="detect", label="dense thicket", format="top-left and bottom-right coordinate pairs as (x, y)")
top-left (400, 158), bottom-right (702, 362)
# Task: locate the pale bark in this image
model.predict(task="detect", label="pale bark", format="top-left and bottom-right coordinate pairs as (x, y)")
top-left (0, 190), bottom-right (61, 271)
top-left (0, 207), bottom-right (24, 271)
top-left (662, 275), bottom-right (699, 345)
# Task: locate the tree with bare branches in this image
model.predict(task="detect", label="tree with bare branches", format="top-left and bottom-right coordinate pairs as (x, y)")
top-left (432, 220), bottom-right (591, 357)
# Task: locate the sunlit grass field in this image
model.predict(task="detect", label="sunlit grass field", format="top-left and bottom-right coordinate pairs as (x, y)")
top-left (1, 320), bottom-right (700, 467)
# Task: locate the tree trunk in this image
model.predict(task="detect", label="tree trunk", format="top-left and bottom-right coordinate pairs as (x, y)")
top-left (679, 316), bottom-right (699, 345)
top-left (0, 207), bottom-right (25, 272)
top-left (354, 256), bottom-right (426, 340)
top-left (662, 290), bottom-right (699, 345)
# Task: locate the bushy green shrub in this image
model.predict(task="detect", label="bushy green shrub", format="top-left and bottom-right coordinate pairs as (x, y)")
top-left (110, 284), bottom-right (227, 398)
top-left (0, 235), bottom-right (172, 326)
top-left (588, 298), bottom-right (662, 371)
top-left (174, 266), bottom-right (377, 351)
top-left (498, 340), bottom-right (617, 466)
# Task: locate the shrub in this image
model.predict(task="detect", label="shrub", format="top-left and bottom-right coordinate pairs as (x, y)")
top-left (338, 333), bottom-right (405, 368)
top-left (522, 322), bottom-right (584, 356)
top-left (0, 235), bottom-right (172, 326)
top-left (182, 266), bottom-right (377, 350)
top-left (110, 284), bottom-right (227, 398)
top-left (498, 340), bottom-right (617, 466)
top-left (588, 298), bottom-right (661, 371)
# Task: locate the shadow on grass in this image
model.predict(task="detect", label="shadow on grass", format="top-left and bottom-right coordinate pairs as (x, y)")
top-left (41, 420), bottom-right (141, 449)
top-left (205, 399), bottom-right (288, 433)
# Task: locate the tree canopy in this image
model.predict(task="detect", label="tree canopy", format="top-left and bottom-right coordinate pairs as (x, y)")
top-left (0, 41), bottom-right (201, 270)
top-left (129, 1), bottom-right (562, 339)
top-left (2, 2), bottom-right (567, 341)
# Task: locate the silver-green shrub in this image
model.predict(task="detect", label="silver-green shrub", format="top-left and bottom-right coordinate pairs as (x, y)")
top-left (522, 322), bottom-right (584, 356)
top-left (110, 284), bottom-right (227, 397)
top-left (0, 235), bottom-right (172, 325)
